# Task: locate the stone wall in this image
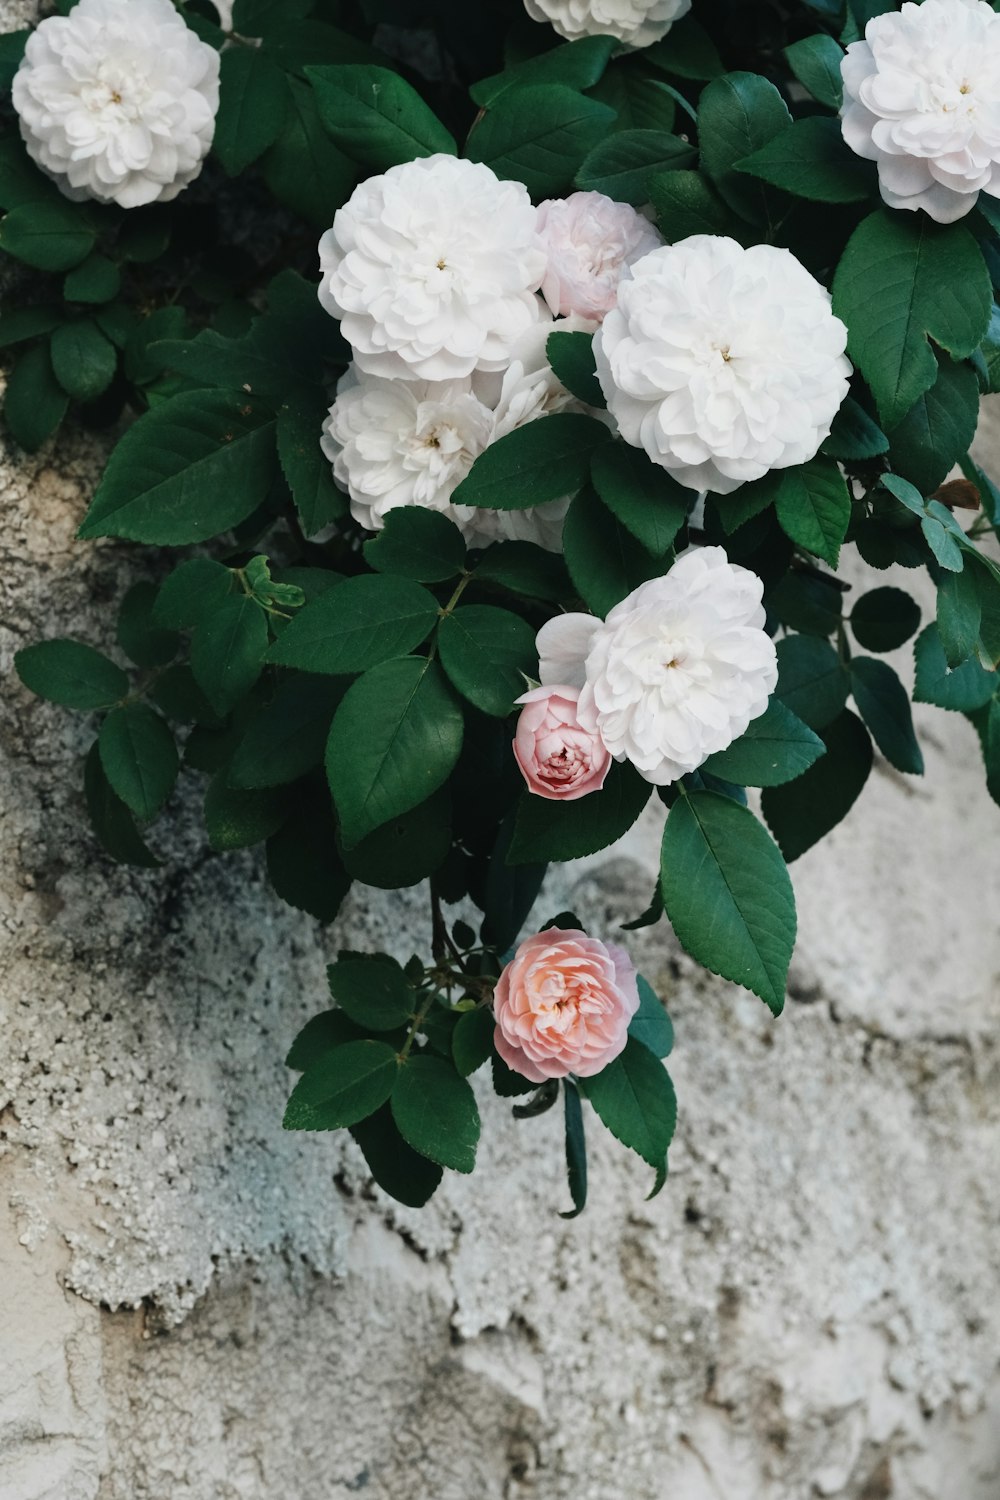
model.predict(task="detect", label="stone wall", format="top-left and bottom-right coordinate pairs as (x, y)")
top-left (2, 20), bottom-right (1000, 1487)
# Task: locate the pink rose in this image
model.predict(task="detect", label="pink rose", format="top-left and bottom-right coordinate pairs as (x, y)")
top-left (493, 928), bottom-right (640, 1082)
top-left (513, 685), bottom-right (611, 801)
top-left (536, 191), bottom-right (663, 320)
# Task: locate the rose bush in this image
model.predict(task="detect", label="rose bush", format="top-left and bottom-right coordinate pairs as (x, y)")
top-left (6, 0), bottom-right (1000, 1213)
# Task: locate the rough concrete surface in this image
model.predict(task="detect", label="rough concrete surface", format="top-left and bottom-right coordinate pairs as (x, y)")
top-left (3, 38), bottom-right (1000, 1495)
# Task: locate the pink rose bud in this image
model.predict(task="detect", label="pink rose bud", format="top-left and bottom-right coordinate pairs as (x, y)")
top-left (536, 191), bottom-right (663, 321)
top-left (513, 685), bottom-right (611, 801)
top-left (493, 928), bottom-right (640, 1082)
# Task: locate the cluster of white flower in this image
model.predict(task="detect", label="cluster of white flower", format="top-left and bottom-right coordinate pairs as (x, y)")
top-left (12, 0), bottom-right (219, 209)
top-left (319, 157), bottom-right (657, 549)
top-left (840, 0), bottom-right (1000, 223)
top-left (534, 546), bottom-right (778, 786)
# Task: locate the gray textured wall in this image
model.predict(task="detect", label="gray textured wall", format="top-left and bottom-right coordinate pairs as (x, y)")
top-left (2, 9), bottom-right (1000, 1483)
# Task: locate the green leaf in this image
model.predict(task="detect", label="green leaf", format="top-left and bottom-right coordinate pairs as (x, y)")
top-left (737, 116), bottom-right (873, 203)
top-left (648, 168), bottom-right (733, 241)
top-left (772, 457), bottom-right (852, 567)
top-left (850, 586), bottom-right (921, 653)
top-left (15, 638), bottom-right (128, 710)
top-left (438, 604), bottom-right (536, 717)
top-left (508, 758), bottom-right (651, 864)
top-left (328, 954), bottom-right (414, 1032)
top-left (563, 485), bottom-right (661, 617)
top-left (327, 657), bottom-right (464, 847)
top-left (466, 84), bottom-right (616, 198)
top-left (913, 623), bottom-right (996, 711)
top-left (191, 594), bottom-right (268, 716)
top-left (660, 790), bottom-right (796, 1013)
top-left (937, 568), bottom-right (982, 668)
top-left (475, 540), bottom-right (573, 602)
top-left (761, 709), bottom-right (873, 861)
top-left (255, 17), bottom-right (379, 71)
top-left (591, 442), bottom-right (691, 558)
top-left (153, 558), bottom-right (234, 630)
top-left (492, 1052), bottom-right (537, 1098)
top-left (560, 1080), bottom-right (588, 1219)
top-left (391, 1054), bottom-right (480, 1173)
top-left (151, 665), bottom-right (218, 726)
top-left (269, 574), bottom-right (439, 676)
top-left (578, 1037), bottom-right (676, 1174)
top-left (286, 1009), bottom-right (363, 1073)
top-left (452, 412), bottom-right (612, 512)
top-left (849, 657), bottom-right (923, 774)
top-left (204, 776), bottom-right (287, 850)
top-left (266, 790), bottom-right (351, 923)
top-left (307, 63), bottom-right (456, 168)
top-left (768, 568), bottom-right (843, 638)
top-left (350, 1105), bottom-right (443, 1208)
top-left (587, 62), bottom-right (680, 133)
top-left (98, 704), bottom-right (179, 820)
top-left (0, 29), bottom-right (28, 89)
top-left (83, 743), bottom-right (158, 868)
top-left (230, 676), bottom-right (342, 787)
top-left (783, 34), bottom-right (845, 110)
top-left (702, 697), bottom-right (825, 787)
top-left (283, 1039), bottom-right (398, 1131)
top-left (3, 342), bottom-right (68, 451)
top-left (470, 35), bottom-right (616, 107)
top-left (0, 134), bottom-right (60, 210)
top-left (63, 253), bottom-right (121, 305)
top-left (546, 330), bottom-right (605, 409)
top-left (885, 358), bottom-right (980, 492)
top-left (697, 72), bottom-right (792, 224)
top-left (214, 46), bottom-right (287, 175)
top-left (364, 506), bottom-right (466, 583)
top-left (275, 393), bottom-right (345, 537)
top-left (575, 129), bottom-right (695, 206)
top-left (821, 396), bottom-right (889, 460)
top-left (0, 198), bottom-right (96, 271)
top-left (628, 975), bottom-right (674, 1059)
top-left (78, 391), bottom-right (278, 544)
top-left (645, 15), bottom-right (724, 80)
top-left (340, 787), bottom-right (451, 889)
top-left (0, 303), bottom-right (63, 348)
top-left (49, 319), bottom-right (117, 402)
top-left (452, 1007), bottom-right (495, 1078)
top-left (831, 211), bottom-right (992, 428)
top-left (116, 582), bottom-right (179, 669)
top-left (775, 634), bottom-right (850, 730)
top-left (978, 303), bottom-right (1000, 394)
top-left (482, 813), bottom-right (547, 952)
top-left (260, 77), bottom-right (357, 227)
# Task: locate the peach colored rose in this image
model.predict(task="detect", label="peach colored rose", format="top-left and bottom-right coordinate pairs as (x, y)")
top-left (536, 191), bottom-right (662, 320)
top-left (513, 685), bottom-right (611, 801)
top-left (493, 928), bottom-right (639, 1082)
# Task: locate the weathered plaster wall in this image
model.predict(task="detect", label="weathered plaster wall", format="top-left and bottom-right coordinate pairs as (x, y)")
top-left (3, 398), bottom-right (1000, 1500)
top-left (2, 25), bottom-right (1000, 1487)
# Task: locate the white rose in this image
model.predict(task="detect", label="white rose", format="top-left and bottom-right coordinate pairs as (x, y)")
top-left (594, 237), bottom-right (851, 496)
top-left (536, 547), bottom-right (778, 785)
top-left (471, 315), bottom-right (601, 551)
top-left (536, 191), bottom-right (663, 320)
top-left (324, 317), bottom-right (602, 553)
top-left (320, 368), bottom-right (494, 536)
top-left (523, 0), bottom-right (691, 48)
top-left (12, 0), bottom-right (219, 210)
top-left (841, 0), bottom-right (1000, 223)
top-left (317, 154), bottom-right (547, 382)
